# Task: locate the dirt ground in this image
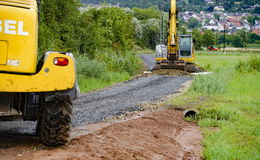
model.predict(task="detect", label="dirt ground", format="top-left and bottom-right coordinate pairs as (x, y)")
top-left (0, 109), bottom-right (202, 160)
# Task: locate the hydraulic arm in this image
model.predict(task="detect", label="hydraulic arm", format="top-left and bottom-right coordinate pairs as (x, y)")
top-left (168, 0), bottom-right (178, 60)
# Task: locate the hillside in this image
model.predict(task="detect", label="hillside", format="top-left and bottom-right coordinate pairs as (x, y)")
top-left (80, 0), bottom-right (259, 13)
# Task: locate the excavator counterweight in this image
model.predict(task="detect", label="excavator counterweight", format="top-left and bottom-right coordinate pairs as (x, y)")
top-left (0, 0), bottom-right (78, 146)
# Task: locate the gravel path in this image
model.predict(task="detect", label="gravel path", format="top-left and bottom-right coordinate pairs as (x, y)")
top-left (72, 75), bottom-right (191, 126)
top-left (0, 54), bottom-right (191, 135)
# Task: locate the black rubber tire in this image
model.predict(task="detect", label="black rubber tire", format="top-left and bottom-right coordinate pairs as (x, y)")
top-left (38, 100), bottom-right (72, 146)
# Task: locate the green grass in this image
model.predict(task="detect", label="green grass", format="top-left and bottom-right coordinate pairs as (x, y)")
top-left (196, 50), bottom-right (260, 56)
top-left (170, 54), bottom-right (260, 160)
top-left (77, 71), bottom-right (131, 92)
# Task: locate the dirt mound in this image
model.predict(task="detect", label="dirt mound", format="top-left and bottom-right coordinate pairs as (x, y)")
top-left (6, 110), bottom-right (202, 160)
top-left (151, 69), bottom-right (191, 76)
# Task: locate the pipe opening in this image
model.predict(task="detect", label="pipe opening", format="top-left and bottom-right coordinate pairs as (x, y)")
top-left (184, 110), bottom-right (197, 118)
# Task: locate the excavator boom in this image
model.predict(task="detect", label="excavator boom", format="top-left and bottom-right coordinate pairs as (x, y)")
top-left (168, 0), bottom-right (178, 60)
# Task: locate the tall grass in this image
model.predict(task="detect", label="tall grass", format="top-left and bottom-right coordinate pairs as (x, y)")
top-left (236, 56), bottom-right (260, 73)
top-left (76, 50), bottom-right (142, 92)
top-left (189, 69), bottom-right (231, 94)
top-left (171, 54), bottom-right (260, 160)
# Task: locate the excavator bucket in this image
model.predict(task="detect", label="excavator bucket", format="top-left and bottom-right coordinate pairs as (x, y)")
top-left (154, 60), bottom-right (197, 72)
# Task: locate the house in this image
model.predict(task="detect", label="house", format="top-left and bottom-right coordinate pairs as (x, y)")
top-left (253, 24), bottom-right (260, 30)
top-left (253, 4), bottom-right (260, 9)
top-left (209, 19), bottom-right (217, 25)
top-left (203, 24), bottom-right (219, 31)
top-left (255, 20), bottom-right (260, 25)
top-left (84, 3), bottom-right (120, 10)
top-left (252, 29), bottom-right (260, 35)
top-left (192, 14), bottom-right (202, 21)
top-left (226, 17), bottom-right (241, 28)
top-left (214, 6), bottom-right (225, 12)
top-left (205, 0), bottom-right (214, 4)
top-left (242, 24), bottom-right (251, 31)
top-left (183, 15), bottom-right (190, 22)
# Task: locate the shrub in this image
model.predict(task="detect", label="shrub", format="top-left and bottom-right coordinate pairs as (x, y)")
top-left (97, 50), bottom-right (141, 76)
top-left (76, 56), bottom-right (108, 79)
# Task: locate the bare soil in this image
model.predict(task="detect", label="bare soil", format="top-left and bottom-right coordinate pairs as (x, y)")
top-left (0, 109), bottom-right (202, 160)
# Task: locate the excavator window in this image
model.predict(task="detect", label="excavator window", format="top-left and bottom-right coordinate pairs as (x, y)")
top-left (179, 36), bottom-right (192, 57)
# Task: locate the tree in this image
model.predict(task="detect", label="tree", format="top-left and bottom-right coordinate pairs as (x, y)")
top-left (178, 19), bottom-right (188, 35)
top-left (39, 0), bottom-right (81, 53)
top-left (237, 29), bottom-right (248, 48)
top-left (79, 7), bottom-right (135, 57)
top-left (253, 6), bottom-right (260, 14)
top-left (132, 7), bottom-right (161, 20)
top-left (231, 35), bottom-right (243, 47)
top-left (132, 17), bottom-right (143, 40)
top-left (224, 1), bottom-right (232, 11)
top-left (178, 26), bottom-right (188, 35)
top-left (192, 29), bottom-right (203, 50)
top-left (188, 18), bottom-right (201, 29)
top-left (247, 33), bottom-right (260, 44)
top-left (141, 18), bottom-right (160, 49)
top-left (246, 15), bottom-right (259, 26)
top-left (202, 30), bottom-right (216, 47)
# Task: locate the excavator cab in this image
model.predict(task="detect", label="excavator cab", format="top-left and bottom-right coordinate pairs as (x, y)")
top-left (155, 35), bottom-right (194, 64)
top-left (179, 35), bottom-right (194, 62)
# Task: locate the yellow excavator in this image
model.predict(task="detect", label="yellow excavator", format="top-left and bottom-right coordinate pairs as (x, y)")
top-left (155, 0), bottom-right (196, 72)
top-left (0, 0), bottom-right (78, 146)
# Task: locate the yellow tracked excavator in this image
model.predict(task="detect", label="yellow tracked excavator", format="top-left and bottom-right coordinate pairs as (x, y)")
top-left (155, 0), bottom-right (196, 72)
top-left (0, 0), bottom-right (79, 146)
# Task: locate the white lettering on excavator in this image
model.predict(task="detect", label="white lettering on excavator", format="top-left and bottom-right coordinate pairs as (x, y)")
top-left (5, 20), bottom-right (16, 35)
top-left (18, 21), bottom-right (29, 36)
top-left (0, 20), bottom-right (29, 36)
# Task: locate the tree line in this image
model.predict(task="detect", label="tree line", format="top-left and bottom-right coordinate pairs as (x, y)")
top-left (80, 0), bottom-right (259, 13)
top-left (191, 29), bottom-right (260, 50)
top-left (38, 1), bottom-right (164, 55)
top-left (38, 0), bottom-right (259, 57)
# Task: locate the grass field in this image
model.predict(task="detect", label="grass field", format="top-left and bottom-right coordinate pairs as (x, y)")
top-left (171, 52), bottom-right (260, 160)
top-left (197, 50), bottom-right (260, 56)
